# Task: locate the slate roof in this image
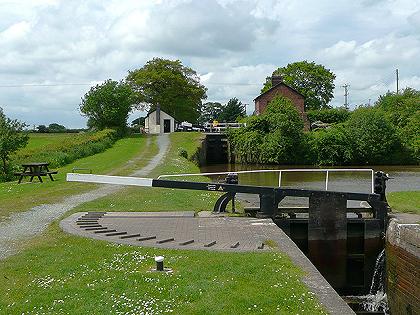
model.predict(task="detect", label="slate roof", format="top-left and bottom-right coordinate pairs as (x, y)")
top-left (254, 82), bottom-right (304, 101)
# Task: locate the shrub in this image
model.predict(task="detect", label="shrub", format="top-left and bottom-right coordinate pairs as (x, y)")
top-left (306, 108), bottom-right (351, 124)
top-left (400, 111), bottom-right (420, 163)
top-left (228, 130), bottom-right (264, 163)
top-left (228, 95), bottom-right (306, 164)
top-left (346, 108), bottom-right (403, 164)
top-left (12, 129), bottom-right (118, 170)
top-left (375, 88), bottom-right (420, 129)
top-left (0, 108), bottom-right (29, 180)
top-left (307, 125), bottom-right (354, 165)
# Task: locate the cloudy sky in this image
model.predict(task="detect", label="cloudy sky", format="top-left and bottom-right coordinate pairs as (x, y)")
top-left (1, 0), bottom-right (419, 128)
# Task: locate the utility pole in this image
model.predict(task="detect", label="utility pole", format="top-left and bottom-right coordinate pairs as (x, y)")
top-left (396, 69), bottom-right (399, 94)
top-left (342, 84), bottom-right (350, 109)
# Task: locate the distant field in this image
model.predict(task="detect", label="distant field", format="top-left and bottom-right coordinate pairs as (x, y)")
top-left (21, 133), bottom-right (77, 151)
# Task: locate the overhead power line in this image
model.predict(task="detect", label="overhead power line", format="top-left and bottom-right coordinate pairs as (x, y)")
top-left (0, 83), bottom-right (93, 88)
top-left (0, 81), bottom-right (263, 88)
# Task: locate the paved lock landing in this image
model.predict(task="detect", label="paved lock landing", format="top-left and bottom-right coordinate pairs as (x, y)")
top-left (60, 211), bottom-right (285, 251)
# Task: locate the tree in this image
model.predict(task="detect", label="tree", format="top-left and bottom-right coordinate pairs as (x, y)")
top-left (126, 58), bottom-right (207, 122)
top-left (198, 102), bottom-right (223, 124)
top-left (306, 108), bottom-right (351, 124)
top-left (80, 79), bottom-right (136, 130)
top-left (0, 108), bottom-right (29, 178)
top-left (48, 123), bottom-right (66, 133)
top-left (375, 88), bottom-right (420, 128)
top-left (261, 61), bottom-right (336, 110)
top-left (37, 125), bottom-right (48, 133)
top-left (218, 98), bottom-right (246, 122)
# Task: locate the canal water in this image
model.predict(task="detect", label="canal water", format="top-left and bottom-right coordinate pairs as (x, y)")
top-left (199, 164), bottom-right (419, 208)
top-left (199, 164), bottom-right (420, 193)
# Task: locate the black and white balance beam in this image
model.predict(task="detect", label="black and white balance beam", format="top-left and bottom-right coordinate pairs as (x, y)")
top-left (66, 173), bottom-right (378, 202)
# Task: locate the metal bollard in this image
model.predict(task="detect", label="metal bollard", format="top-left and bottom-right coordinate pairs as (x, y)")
top-left (155, 256), bottom-right (164, 271)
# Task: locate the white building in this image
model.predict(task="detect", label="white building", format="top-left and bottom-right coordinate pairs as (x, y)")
top-left (144, 107), bottom-right (175, 134)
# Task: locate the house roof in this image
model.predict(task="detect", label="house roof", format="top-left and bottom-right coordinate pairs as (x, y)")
top-left (253, 82), bottom-right (304, 101)
top-left (145, 109), bottom-right (175, 119)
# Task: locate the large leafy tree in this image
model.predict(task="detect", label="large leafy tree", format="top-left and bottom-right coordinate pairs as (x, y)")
top-left (261, 61), bottom-right (336, 111)
top-left (127, 58), bottom-right (207, 122)
top-left (48, 123), bottom-right (66, 133)
top-left (199, 98), bottom-right (246, 123)
top-left (198, 102), bottom-right (223, 124)
top-left (0, 108), bottom-right (29, 178)
top-left (80, 79), bottom-right (137, 130)
top-left (375, 88), bottom-right (420, 128)
top-left (218, 98), bottom-right (246, 122)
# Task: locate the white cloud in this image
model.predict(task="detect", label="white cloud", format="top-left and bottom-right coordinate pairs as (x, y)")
top-left (0, 0), bottom-right (419, 126)
top-left (0, 20), bottom-right (31, 43)
top-left (321, 31), bottom-right (420, 107)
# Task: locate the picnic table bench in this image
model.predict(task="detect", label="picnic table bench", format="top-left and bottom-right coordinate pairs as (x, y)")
top-left (14, 162), bottom-right (58, 183)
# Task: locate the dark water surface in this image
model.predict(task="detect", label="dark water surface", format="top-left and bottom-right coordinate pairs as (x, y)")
top-left (199, 164), bottom-right (420, 193)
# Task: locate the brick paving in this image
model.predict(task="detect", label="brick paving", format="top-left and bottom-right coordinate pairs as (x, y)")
top-left (60, 211), bottom-right (284, 252)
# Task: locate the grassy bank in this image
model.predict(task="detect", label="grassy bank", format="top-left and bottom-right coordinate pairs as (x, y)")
top-left (387, 191), bottom-right (420, 215)
top-left (71, 132), bottom-right (219, 214)
top-left (0, 132), bottom-right (326, 314)
top-left (0, 134), bottom-right (152, 220)
top-left (12, 130), bottom-right (117, 169)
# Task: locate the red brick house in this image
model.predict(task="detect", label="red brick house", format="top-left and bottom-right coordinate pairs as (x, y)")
top-left (254, 76), bottom-right (310, 130)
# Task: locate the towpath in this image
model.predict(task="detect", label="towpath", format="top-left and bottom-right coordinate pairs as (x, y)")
top-left (0, 134), bottom-right (169, 260)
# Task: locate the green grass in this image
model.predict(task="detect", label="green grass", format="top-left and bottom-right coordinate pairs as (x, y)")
top-left (0, 132), bottom-right (326, 314)
top-left (72, 132), bottom-right (221, 214)
top-left (0, 134), bottom-right (153, 220)
top-left (0, 224), bottom-right (325, 315)
top-left (387, 191), bottom-right (420, 215)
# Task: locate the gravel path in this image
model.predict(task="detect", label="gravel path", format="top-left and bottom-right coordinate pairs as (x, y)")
top-left (0, 134), bottom-right (169, 260)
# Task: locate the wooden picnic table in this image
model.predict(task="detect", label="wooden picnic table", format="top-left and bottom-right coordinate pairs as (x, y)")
top-left (15, 162), bottom-right (58, 183)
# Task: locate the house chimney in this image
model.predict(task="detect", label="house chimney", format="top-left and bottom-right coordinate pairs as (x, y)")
top-left (156, 104), bottom-right (161, 125)
top-left (271, 75), bottom-right (283, 86)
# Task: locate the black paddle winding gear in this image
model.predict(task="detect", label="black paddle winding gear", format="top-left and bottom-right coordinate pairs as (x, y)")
top-left (374, 171), bottom-right (390, 201)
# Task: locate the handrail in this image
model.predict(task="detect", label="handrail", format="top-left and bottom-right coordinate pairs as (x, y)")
top-left (157, 168), bottom-right (375, 194)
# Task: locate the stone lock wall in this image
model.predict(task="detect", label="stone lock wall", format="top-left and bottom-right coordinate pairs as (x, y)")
top-left (386, 219), bottom-right (420, 315)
